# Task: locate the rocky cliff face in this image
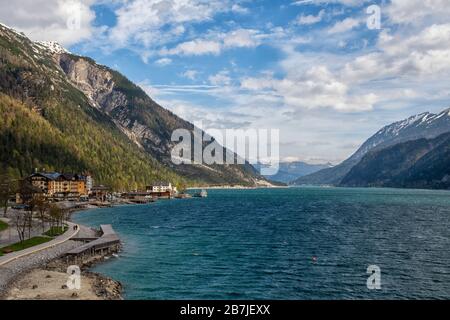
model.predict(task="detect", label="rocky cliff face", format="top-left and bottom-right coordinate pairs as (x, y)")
top-left (57, 55), bottom-right (117, 110)
top-left (57, 52), bottom-right (200, 158)
top-left (57, 54), bottom-right (167, 154)
top-left (55, 52), bottom-right (261, 185)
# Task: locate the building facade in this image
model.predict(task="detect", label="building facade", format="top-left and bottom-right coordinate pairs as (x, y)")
top-left (27, 172), bottom-right (91, 199)
top-left (146, 182), bottom-right (177, 193)
top-left (145, 182), bottom-right (177, 199)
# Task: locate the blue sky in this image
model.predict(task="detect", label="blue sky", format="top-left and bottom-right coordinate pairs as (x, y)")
top-left (2, 0), bottom-right (450, 164)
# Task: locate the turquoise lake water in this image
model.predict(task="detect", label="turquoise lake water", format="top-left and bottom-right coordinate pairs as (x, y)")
top-left (72, 187), bottom-right (450, 299)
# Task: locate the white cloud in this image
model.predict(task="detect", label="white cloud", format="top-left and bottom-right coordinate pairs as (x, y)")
top-left (343, 23), bottom-right (450, 83)
top-left (292, 0), bottom-right (368, 6)
top-left (161, 39), bottom-right (222, 56)
top-left (155, 57), bottom-right (172, 66)
top-left (387, 0), bottom-right (450, 25)
top-left (182, 70), bottom-right (199, 80)
top-left (327, 17), bottom-right (361, 34)
top-left (0, 0), bottom-right (96, 46)
top-left (222, 29), bottom-right (260, 48)
top-left (295, 10), bottom-right (325, 25)
top-left (231, 4), bottom-right (249, 14)
top-left (101, 0), bottom-right (265, 59)
top-left (108, 0), bottom-right (230, 50)
top-left (160, 28), bottom-right (261, 56)
top-left (242, 65), bottom-right (378, 112)
top-left (209, 71), bottom-right (232, 86)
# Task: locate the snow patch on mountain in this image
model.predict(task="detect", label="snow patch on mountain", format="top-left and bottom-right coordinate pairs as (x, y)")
top-left (352, 108), bottom-right (450, 162)
top-left (0, 22), bottom-right (69, 55)
top-left (34, 41), bottom-right (69, 54)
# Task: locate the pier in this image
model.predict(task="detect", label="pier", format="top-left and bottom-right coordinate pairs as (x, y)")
top-left (65, 225), bottom-right (121, 264)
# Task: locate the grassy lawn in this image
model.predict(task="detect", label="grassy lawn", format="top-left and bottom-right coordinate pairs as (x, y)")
top-left (0, 237), bottom-right (52, 256)
top-left (44, 225), bottom-right (68, 237)
top-left (0, 220), bottom-right (8, 232)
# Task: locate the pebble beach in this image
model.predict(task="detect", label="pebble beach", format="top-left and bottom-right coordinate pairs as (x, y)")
top-left (0, 205), bottom-right (123, 300)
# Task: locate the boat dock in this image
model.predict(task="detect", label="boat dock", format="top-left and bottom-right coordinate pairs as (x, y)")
top-left (65, 225), bottom-right (121, 264)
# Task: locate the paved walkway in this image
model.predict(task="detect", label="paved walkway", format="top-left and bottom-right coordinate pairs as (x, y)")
top-left (72, 224), bottom-right (98, 240)
top-left (0, 222), bottom-right (80, 267)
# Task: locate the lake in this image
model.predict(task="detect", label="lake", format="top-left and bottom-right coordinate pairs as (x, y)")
top-left (73, 187), bottom-right (450, 299)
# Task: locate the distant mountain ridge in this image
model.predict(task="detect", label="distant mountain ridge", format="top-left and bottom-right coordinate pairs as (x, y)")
top-left (256, 161), bottom-right (332, 184)
top-left (293, 108), bottom-right (450, 188)
top-left (0, 22), bottom-right (264, 189)
top-left (341, 132), bottom-right (450, 189)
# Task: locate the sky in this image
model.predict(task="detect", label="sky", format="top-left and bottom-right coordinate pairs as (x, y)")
top-left (1, 0), bottom-right (450, 164)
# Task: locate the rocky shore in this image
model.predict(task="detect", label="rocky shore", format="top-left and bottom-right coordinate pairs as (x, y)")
top-left (5, 269), bottom-right (122, 300)
top-left (0, 209), bottom-right (123, 300)
top-left (4, 254), bottom-right (122, 300)
top-left (0, 240), bottom-right (80, 297)
top-left (0, 241), bottom-right (123, 300)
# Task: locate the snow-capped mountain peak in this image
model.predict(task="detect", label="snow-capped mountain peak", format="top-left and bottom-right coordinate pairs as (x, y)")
top-left (351, 108), bottom-right (450, 161)
top-left (0, 22), bottom-right (69, 56)
top-left (34, 41), bottom-right (69, 54)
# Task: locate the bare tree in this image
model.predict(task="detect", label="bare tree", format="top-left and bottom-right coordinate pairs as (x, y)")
top-left (34, 195), bottom-right (50, 233)
top-left (13, 211), bottom-right (28, 243)
top-left (49, 204), bottom-right (63, 232)
top-left (17, 181), bottom-right (40, 240)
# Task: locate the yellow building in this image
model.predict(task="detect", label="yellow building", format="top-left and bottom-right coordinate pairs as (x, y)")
top-left (27, 172), bottom-right (89, 198)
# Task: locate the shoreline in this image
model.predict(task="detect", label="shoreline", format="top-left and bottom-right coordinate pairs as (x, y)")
top-left (0, 205), bottom-right (124, 300)
top-left (3, 250), bottom-right (123, 300)
top-left (187, 185), bottom-right (289, 190)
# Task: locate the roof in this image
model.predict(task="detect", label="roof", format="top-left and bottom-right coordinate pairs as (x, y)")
top-left (100, 224), bottom-right (116, 236)
top-left (60, 173), bottom-right (75, 180)
top-left (28, 172), bottom-right (89, 181)
top-left (29, 172), bottom-right (61, 180)
top-left (66, 225), bottom-right (119, 256)
top-left (148, 181), bottom-right (171, 187)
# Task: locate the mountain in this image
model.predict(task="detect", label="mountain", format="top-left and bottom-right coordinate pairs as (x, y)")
top-left (340, 132), bottom-right (450, 189)
top-left (0, 23), bottom-right (263, 189)
top-left (293, 109), bottom-right (450, 186)
top-left (255, 161), bottom-right (332, 184)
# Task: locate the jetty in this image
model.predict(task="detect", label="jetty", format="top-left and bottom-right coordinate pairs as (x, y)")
top-left (65, 225), bottom-right (121, 265)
